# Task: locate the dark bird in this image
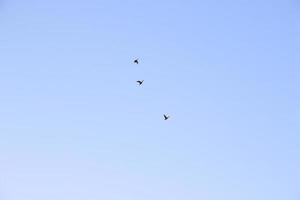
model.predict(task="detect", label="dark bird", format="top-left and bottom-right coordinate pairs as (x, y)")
top-left (163, 114), bottom-right (170, 120)
top-left (134, 58), bottom-right (139, 64)
top-left (137, 80), bottom-right (144, 86)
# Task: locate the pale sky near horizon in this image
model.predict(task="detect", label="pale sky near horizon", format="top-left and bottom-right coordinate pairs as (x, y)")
top-left (0, 0), bottom-right (300, 199)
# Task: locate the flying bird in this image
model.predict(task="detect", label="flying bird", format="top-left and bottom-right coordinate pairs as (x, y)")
top-left (163, 114), bottom-right (170, 120)
top-left (137, 80), bottom-right (144, 86)
top-left (134, 58), bottom-right (139, 64)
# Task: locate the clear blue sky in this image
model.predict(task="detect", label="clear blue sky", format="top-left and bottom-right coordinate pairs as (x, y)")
top-left (0, 0), bottom-right (299, 199)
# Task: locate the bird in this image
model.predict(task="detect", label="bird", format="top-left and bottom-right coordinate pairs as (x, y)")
top-left (136, 80), bottom-right (144, 86)
top-left (163, 114), bottom-right (170, 120)
top-left (134, 58), bottom-right (139, 64)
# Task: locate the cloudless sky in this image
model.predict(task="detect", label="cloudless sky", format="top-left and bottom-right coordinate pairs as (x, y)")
top-left (0, 0), bottom-right (299, 199)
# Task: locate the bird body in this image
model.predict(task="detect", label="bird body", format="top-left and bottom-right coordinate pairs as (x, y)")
top-left (137, 80), bottom-right (144, 86)
top-left (134, 59), bottom-right (139, 64)
top-left (164, 114), bottom-right (170, 120)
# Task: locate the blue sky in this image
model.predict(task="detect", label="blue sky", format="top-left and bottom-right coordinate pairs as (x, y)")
top-left (0, 0), bottom-right (299, 199)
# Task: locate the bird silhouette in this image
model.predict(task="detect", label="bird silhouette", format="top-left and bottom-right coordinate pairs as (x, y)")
top-left (163, 114), bottom-right (170, 120)
top-left (136, 80), bottom-right (144, 86)
top-left (134, 58), bottom-right (139, 64)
